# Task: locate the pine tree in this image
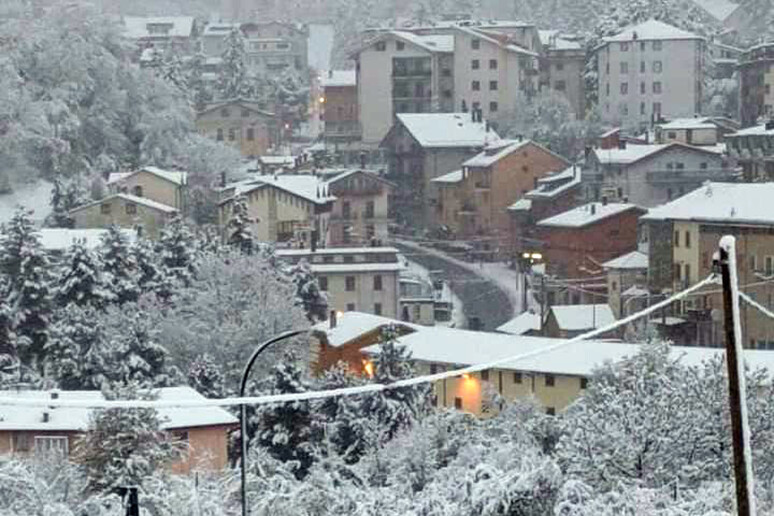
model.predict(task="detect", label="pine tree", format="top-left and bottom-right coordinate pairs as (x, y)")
top-left (132, 238), bottom-right (171, 299)
top-left (289, 259), bottom-right (328, 322)
top-left (187, 52), bottom-right (212, 111)
top-left (361, 324), bottom-right (431, 442)
top-left (47, 178), bottom-right (73, 228)
top-left (187, 353), bottom-right (226, 399)
top-left (45, 304), bottom-right (108, 390)
top-left (162, 52), bottom-right (186, 92)
top-left (255, 350), bottom-right (317, 479)
top-left (218, 27), bottom-right (249, 100)
top-left (316, 362), bottom-right (370, 464)
top-left (225, 195), bottom-right (255, 254)
top-left (158, 216), bottom-right (196, 289)
top-left (56, 240), bottom-right (113, 309)
top-left (0, 207), bottom-right (38, 279)
top-left (99, 225), bottom-right (139, 305)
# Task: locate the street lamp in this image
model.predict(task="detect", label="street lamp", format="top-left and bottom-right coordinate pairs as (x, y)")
top-left (239, 329), bottom-right (309, 516)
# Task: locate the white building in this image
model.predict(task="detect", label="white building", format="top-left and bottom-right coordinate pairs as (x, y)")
top-left (594, 19), bottom-right (705, 130)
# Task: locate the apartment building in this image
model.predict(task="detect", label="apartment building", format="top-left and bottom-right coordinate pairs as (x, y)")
top-left (354, 31), bottom-right (455, 146)
top-left (643, 182), bottom-right (774, 348)
top-left (381, 112), bottom-right (498, 228)
top-left (321, 70), bottom-right (360, 144)
top-left (726, 122), bottom-right (774, 181)
top-left (654, 117), bottom-right (739, 146)
top-left (584, 142), bottom-right (729, 207)
top-left (69, 194), bottom-right (177, 239)
top-left (431, 138), bottom-right (568, 243)
top-left (738, 43), bottom-right (774, 126)
top-left (276, 248), bottom-right (403, 318)
top-left (196, 99), bottom-right (275, 158)
top-left (594, 19), bottom-right (705, 130)
top-left (538, 31), bottom-right (586, 117)
top-left (121, 16), bottom-right (198, 57)
top-left (325, 170), bottom-right (394, 247)
top-left (107, 166), bottom-right (188, 212)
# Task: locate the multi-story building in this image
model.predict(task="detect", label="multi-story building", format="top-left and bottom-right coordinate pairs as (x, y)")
top-left (121, 16), bottom-right (198, 58)
top-left (106, 166), bottom-right (188, 212)
top-left (538, 31), bottom-right (586, 117)
top-left (642, 182), bottom-right (774, 348)
top-left (353, 31), bottom-right (456, 146)
top-left (276, 247), bottom-right (403, 318)
top-left (726, 122), bottom-right (774, 181)
top-left (69, 194), bottom-right (178, 239)
top-left (654, 116), bottom-right (739, 146)
top-left (381, 112), bottom-right (497, 228)
top-left (324, 170), bottom-right (394, 247)
top-left (708, 40), bottom-right (742, 79)
top-left (196, 99), bottom-right (275, 158)
top-left (320, 70), bottom-right (359, 144)
top-left (584, 142), bottom-right (730, 207)
top-left (602, 250), bottom-right (649, 319)
top-left (738, 43), bottom-right (774, 126)
top-left (594, 19), bottom-right (705, 130)
top-left (431, 138), bottom-right (569, 244)
top-left (200, 22), bottom-right (238, 57)
top-left (218, 175), bottom-right (333, 247)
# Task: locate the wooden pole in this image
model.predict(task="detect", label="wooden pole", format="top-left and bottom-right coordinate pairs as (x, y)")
top-left (719, 235), bottom-right (756, 516)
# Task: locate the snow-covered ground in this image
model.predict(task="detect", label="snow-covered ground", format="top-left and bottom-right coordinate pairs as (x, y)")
top-left (403, 258), bottom-right (466, 328)
top-left (0, 181), bottom-right (52, 225)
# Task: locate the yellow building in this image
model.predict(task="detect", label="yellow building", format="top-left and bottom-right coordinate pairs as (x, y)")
top-left (196, 99), bottom-right (275, 158)
top-left (107, 166), bottom-right (187, 212)
top-left (218, 175), bottom-right (333, 247)
top-left (69, 193), bottom-right (178, 239)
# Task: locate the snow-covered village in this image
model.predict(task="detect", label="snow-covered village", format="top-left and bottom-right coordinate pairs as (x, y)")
top-left (4, 0), bottom-right (774, 513)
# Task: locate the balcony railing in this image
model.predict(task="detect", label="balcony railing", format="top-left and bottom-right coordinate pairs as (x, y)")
top-left (645, 169), bottom-right (734, 183)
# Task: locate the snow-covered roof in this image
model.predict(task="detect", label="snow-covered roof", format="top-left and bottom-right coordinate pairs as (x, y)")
top-left (593, 144), bottom-right (668, 165)
top-left (313, 312), bottom-right (420, 348)
top-left (201, 22), bottom-right (238, 37)
top-left (70, 193), bottom-right (178, 215)
top-left (537, 202), bottom-right (641, 228)
top-left (693, 0), bottom-right (740, 21)
top-left (603, 250), bottom-right (649, 270)
top-left (122, 16), bottom-right (195, 39)
top-left (223, 175), bottom-right (335, 205)
top-left (463, 139), bottom-right (530, 168)
top-left (525, 166), bottom-right (582, 199)
top-left (622, 285), bottom-right (649, 297)
top-left (395, 113), bottom-right (499, 149)
top-left (431, 169), bottom-right (464, 184)
top-left (325, 169), bottom-right (396, 188)
top-left (642, 182), bottom-right (774, 225)
top-left (0, 387), bottom-right (237, 432)
top-left (603, 19), bottom-right (702, 43)
top-left (310, 263), bottom-right (405, 273)
top-left (321, 70), bottom-right (357, 88)
top-left (659, 117), bottom-right (718, 130)
top-left (108, 166), bottom-right (187, 186)
top-left (550, 304), bottom-right (616, 331)
top-left (36, 229), bottom-right (137, 252)
top-left (388, 31), bottom-right (455, 53)
top-left (496, 311), bottom-right (541, 335)
top-left (276, 247), bottom-right (399, 257)
top-left (508, 198), bottom-right (532, 211)
top-left (259, 155), bottom-right (295, 165)
top-left (454, 26), bottom-right (538, 57)
top-left (538, 30), bottom-right (582, 50)
top-left (728, 124), bottom-right (774, 137)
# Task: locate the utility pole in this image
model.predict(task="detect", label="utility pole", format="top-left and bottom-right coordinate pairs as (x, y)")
top-left (540, 275), bottom-right (546, 335)
top-left (718, 235), bottom-right (756, 516)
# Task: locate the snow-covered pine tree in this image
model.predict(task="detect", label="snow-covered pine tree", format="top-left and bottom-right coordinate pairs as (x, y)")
top-left (44, 304), bottom-right (108, 390)
top-left (187, 51), bottom-right (212, 111)
top-left (218, 27), bottom-right (249, 100)
top-left (255, 350), bottom-right (317, 479)
top-left (187, 353), bottom-right (226, 399)
top-left (361, 324), bottom-right (431, 443)
top-left (0, 207), bottom-right (38, 280)
top-left (289, 258), bottom-right (328, 323)
top-left (158, 216), bottom-right (197, 288)
top-left (132, 237), bottom-right (171, 299)
top-left (99, 225), bottom-right (139, 305)
top-left (162, 52), bottom-right (187, 92)
top-left (55, 240), bottom-right (113, 309)
top-left (47, 178), bottom-right (73, 228)
top-left (225, 195), bottom-right (255, 254)
top-left (74, 383), bottom-right (182, 492)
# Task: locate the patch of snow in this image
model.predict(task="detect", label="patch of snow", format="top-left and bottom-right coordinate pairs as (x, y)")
top-left (496, 310), bottom-right (540, 335)
top-left (0, 181), bottom-right (53, 225)
top-left (396, 113), bottom-right (499, 148)
top-left (551, 304), bottom-right (616, 331)
top-left (537, 202), bottom-right (640, 228)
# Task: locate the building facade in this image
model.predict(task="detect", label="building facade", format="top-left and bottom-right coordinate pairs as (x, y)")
top-left (325, 170), bottom-right (394, 247)
top-left (196, 100), bottom-right (275, 158)
top-left (107, 167), bottom-right (188, 212)
top-left (69, 194), bottom-right (177, 239)
top-left (738, 43), bottom-right (774, 126)
top-left (725, 122), bottom-right (774, 181)
top-left (321, 70), bottom-right (360, 143)
top-left (538, 31), bottom-right (586, 117)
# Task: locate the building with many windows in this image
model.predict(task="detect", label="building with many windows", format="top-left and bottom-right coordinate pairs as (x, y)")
top-left (726, 122), bottom-right (774, 181)
top-left (195, 99), bottom-right (275, 158)
top-left (538, 31), bottom-right (586, 117)
top-left (738, 43), bottom-right (774, 126)
top-left (320, 70), bottom-right (360, 143)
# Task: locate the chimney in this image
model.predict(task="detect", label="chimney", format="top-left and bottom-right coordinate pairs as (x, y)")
top-left (590, 203), bottom-right (596, 215)
top-left (602, 195), bottom-right (608, 206)
top-left (359, 151), bottom-right (367, 170)
top-left (573, 164), bottom-right (578, 177)
top-left (329, 310), bottom-right (337, 328)
top-left (42, 411), bottom-right (50, 423)
top-left (623, 196), bottom-right (629, 203)
top-left (220, 171), bottom-right (227, 188)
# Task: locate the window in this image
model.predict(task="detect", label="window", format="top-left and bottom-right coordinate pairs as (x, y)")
top-left (546, 407), bottom-right (556, 416)
top-left (246, 128), bottom-right (255, 141)
top-left (605, 83), bottom-right (610, 96)
top-left (345, 276), bottom-right (355, 291)
top-left (640, 41), bottom-right (646, 51)
top-left (765, 256), bottom-right (774, 275)
top-left (620, 42), bottom-right (629, 52)
top-left (454, 397), bottom-right (463, 409)
top-left (580, 378), bottom-right (588, 389)
top-left (640, 61), bottom-right (646, 73)
top-left (216, 128), bottom-right (224, 141)
top-left (228, 128), bottom-right (236, 141)
top-left (373, 275), bottom-right (383, 291)
top-left (12, 433), bottom-right (30, 452)
top-left (674, 230), bottom-right (680, 247)
top-left (640, 102), bottom-right (646, 115)
top-left (684, 263), bottom-right (691, 283)
top-left (35, 436), bottom-right (68, 458)
top-left (653, 102), bottom-right (661, 115)
top-left (344, 255), bottom-right (354, 263)
top-left (472, 80), bottom-right (480, 91)
top-left (545, 374), bottom-right (555, 387)
top-left (489, 101), bottom-right (498, 112)
top-left (685, 231), bottom-right (691, 248)
top-left (132, 185), bottom-right (143, 197)
top-left (365, 200), bottom-right (375, 218)
top-left (605, 62), bottom-right (610, 74)
top-left (241, 108), bottom-right (250, 118)
top-left (514, 372), bottom-right (523, 384)
top-left (674, 262), bottom-right (681, 281)
top-left (430, 363), bottom-right (438, 374)
top-left (640, 81), bottom-right (646, 94)
top-left (653, 40), bottom-right (662, 51)
top-left (125, 203), bottom-right (137, 215)
top-left (471, 59), bottom-right (480, 70)
top-left (100, 203), bottom-right (111, 215)
top-left (653, 82), bottom-right (662, 94)
top-left (318, 276), bottom-right (328, 291)
top-left (471, 38), bottom-right (480, 50)
top-left (653, 61), bottom-right (662, 73)
top-left (374, 303), bottom-right (382, 315)
top-left (554, 80), bottom-right (566, 91)
top-left (342, 201), bottom-right (351, 219)
top-left (700, 162), bottom-right (708, 170)
top-left (750, 255), bottom-right (758, 272)
top-left (620, 82), bottom-right (628, 94)
top-left (620, 62), bottom-right (628, 74)
top-left (489, 80), bottom-right (498, 91)
top-left (489, 59), bottom-right (497, 70)
top-left (480, 369), bottom-right (489, 381)
top-left (346, 303), bottom-right (355, 311)
top-left (375, 41), bottom-right (386, 51)
top-left (396, 41), bottom-right (405, 51)
top-left (472, 101), bottom-right (480, 110)
top-left (220, 108), bottom-right (230, 117)
top-left (555, 61), bottom-right (564, 71)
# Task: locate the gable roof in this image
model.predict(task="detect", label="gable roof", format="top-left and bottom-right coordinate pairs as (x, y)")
top-left (603, 19), bottom-right (703, 44)
top-left (196, 99), bottom-right (274, 118)
top-left (456, 26), bottom-right (539, 57)
top-left (394, 113), bottom-right (499, 149)
top-left (312, 312), bottom-right (419, 349)
top-left (550, 304), bottom-right (616, 331)
top-left (463, 139), bottom-right (570, 169)
top-left (220, 175), bottom-right (335, 206)
top-left (108, 166), bottom-right (187, 187)
top-left (326, 169), bottom-right (396, 188)
top-left (496, 310), bottom-right (541, 335)
top-left (70, 193), bottom-right (178, 215)
top-left (353, 31), bottom-right (454, 58)
top-left (122, 16), bottom-right (195, 39)
top-left (592, 142), bottom-right (721, 166)
top-left (603, 250), bottom-right (649, 270)
top-left (537, 202), bottom-right (642, 228)
top-left (431, 169), bottom-right (464, 184)
top-left (641, 182), bottom-right (774, 225)
top-left (659, 117), bottom-right (719, 130)
top-left (321, 70), bottom-right (357, 88)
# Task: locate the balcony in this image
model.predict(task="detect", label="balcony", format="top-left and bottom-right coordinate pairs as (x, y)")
top-left (645, 169), bottom-right (734, 184)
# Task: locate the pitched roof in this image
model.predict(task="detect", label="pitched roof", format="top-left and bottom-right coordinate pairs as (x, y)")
top-left (728, 124), bottom-right (774, 136)
top-left (603, 19), bottom-right (702, 43)
top-left (0, 386), bottom-right (237, 431)
top-left (693, 0), bottom-right (740, 21)
top-left (496, 310), bottom-right (541, 335)
top-left (550, 304), bottom-right (616, 331)
top-left (321, 70), bottom-right (357, 88)
top-left (70, 193), bottom-right (178, 215)
top-left (659, 117), bottom-right (718, 130)
top-left (122, 16), bottom-right (195, 39)
top-left (538, 30), bottom-right (582, 50)
top-left (36, 229), bottom-right (137, 252)
top-left (196, 99), bottom-right (274, 118)
top-left (603, 250), bottom-right (649, 270)
top-left (641, 182), bottom-right (774, 225)
top-left (592, 142), bottom-right (720, 166)
top-left (221, 175), bottom-right (335, 206)
top-left (431, 169), bottom-right (464, 184)
top-left (312, 312), bottom-right (419, 348)
top-left (325, 169), bottom-right (396, 188)
top-left (537, 202), bottom-right (641, 228)
top-left (395, 113), bottom-right (499, 148)
top-left (276, 247), bottom-right (400, 257)
top-left (108, 166), bottom-right (187, 186)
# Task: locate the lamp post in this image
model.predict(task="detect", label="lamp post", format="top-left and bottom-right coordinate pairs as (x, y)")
top-left (239, 329), bottom-right (308, 516)
top-left (520, 252), bottom-right (543, 314)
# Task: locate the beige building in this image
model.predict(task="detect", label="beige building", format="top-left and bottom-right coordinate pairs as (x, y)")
top-left (594, 19), bottom-right (705, 130)
top-left (324, 170), bottom-right (394, 247)
top-left (655, 117), bottom-right (738, 146)
top-left (218, 175), bottom-right (334, 246)
top-left (603, 250), bottom-right (649, 319)
top-left (107, 166), bottom-right (187, 212)
top-left (196, 99), bottom-right (275, 158)
top-left (538, 31), bottom-right (586, 118)
top-left (69, 193), bottom-right (177, 239)
top-left (277, 247), bottom-right (403, 318)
